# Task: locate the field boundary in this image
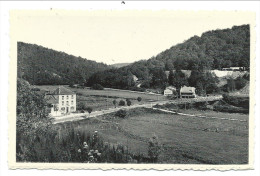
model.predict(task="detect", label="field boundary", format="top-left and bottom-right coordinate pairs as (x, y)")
top-left (151, 107), bottom-right (247, 122)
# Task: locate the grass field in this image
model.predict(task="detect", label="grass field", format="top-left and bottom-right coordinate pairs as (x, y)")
top-left (58, 108), bottom-right (248, 164)
top-left (36, 85), bottom-right (167, 111)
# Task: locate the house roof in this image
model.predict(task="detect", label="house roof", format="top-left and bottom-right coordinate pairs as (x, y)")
top-left (53, 86), bottom-right (75, 95)
top-left (180, 86), bottom-right (196, 93)
top-left (165, 86), bottom-right (176, 91)
top-left (45, 94), bottom-right (59, 104)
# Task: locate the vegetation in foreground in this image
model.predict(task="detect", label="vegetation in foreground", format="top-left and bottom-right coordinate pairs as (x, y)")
top-left (17, 79), bottom-right (248, 164)
top-left (60, 108), bottom-right (248, 164)
top-left (16, 79), bottom-right (157, 163)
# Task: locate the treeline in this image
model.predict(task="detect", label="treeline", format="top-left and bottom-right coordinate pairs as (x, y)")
top-left (86, 25), bottom-right (250, 91)
top-left (17, 42), bottom-right (111, 85)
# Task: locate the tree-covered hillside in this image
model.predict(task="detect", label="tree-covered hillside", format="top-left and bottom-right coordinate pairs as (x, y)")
top-left (156, 24), bottom-right (250, 71)
top-left (87, 24), bottom-right (250, 90)
top-left (17, 42), bottom-right (111, 85)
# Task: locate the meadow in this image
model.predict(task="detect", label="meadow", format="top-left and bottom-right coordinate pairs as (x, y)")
top-left (58, 108), bottom-right (248, 164)
top-left (35, 85), bottom-right (167, 111)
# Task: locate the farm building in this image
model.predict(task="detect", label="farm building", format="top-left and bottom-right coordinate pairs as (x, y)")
top-left (164, 86), bottom-right (177, 96)
top-left (180, 86), bottom-right (196, 98)
top-left (45, 86), bottom-right (76, 117)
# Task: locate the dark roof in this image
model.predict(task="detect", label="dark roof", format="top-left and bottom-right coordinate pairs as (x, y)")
top-left (53, 86), bottom-right (75, 95)
top-left (45, 95), bottom-right (58, 104)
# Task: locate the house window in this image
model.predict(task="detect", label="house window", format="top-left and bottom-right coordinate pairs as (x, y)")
top-left (71, 95), bottom-right (74, 99)
top-left (71, 100), bottom-right (73, 105)
top-left (61, 107), bottom-right (65, 111)
top-left (71, 107), bottom-right (74, 111)
top-left (66, 101), bottom-right (69, 105)
top-left (62, 96), bottom-right (64, 100)
top-left (67, 95), bottom-right (69, 99)
top-left (62, 101), bottom-right (64, 106)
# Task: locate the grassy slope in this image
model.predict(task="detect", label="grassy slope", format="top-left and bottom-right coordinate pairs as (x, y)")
top-left (59, 108), bottom-right (248, 164)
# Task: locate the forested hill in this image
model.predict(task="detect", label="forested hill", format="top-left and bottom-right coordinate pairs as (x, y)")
top-left (17, 42), bottom-right (111, 85)
top-left (87, 24), bottom-right (250, 89)
top-left (153, 24), bottom-right (250, 71)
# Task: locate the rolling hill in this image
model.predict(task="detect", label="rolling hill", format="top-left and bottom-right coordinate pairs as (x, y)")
top-left (17, 42), bottom-right (112, 85)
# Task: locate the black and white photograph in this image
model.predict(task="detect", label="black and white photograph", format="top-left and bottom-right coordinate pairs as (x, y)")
top-left (2, 1), bottom-right (259, 172)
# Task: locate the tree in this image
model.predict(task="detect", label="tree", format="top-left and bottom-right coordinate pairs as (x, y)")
top-left (119, 100), bottom-right (125, 106)
top-left (226, 78), bottom-right (236, 92)
top-left (91, 84), bottom-right (104, 90)
top-left (86, 107), bottom-right (93, 116)
top-left (113, 99), bottom-right (117, 108)
top-left (137, 97), bottom-right (142, 102)
top-left (115, 109), bottom-right (127, 118)
top-left (126, 99), bottom-right (132, 106)
top-left (188, 70), bottom-right (218, 95)
top-left (235, 76), bottom-right (247, 90)
top-left (150, 67), bottom-right (168, 88)
top-left (16, 78), bottom-right (54, 161)
top-left (169, 69), bottom-right (188, 96)
top-left (77, 102), bottom-right (87, 111)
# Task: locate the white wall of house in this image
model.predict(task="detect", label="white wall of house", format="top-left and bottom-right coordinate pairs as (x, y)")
top-left (164, 89), bottom-right (173, 96)
top-left (58, 94), bottom-right (76, 115)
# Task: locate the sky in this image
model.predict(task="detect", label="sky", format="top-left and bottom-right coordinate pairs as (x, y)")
top-left (12, 10), bottom-right (254, 65)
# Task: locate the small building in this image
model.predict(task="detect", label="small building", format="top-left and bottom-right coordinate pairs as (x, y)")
top-left (164, 86), bottom-right (177, 96)
top-left (180, 86), bottom-right (196, 98)
top-left (45, 86), bottom-right (77, 117)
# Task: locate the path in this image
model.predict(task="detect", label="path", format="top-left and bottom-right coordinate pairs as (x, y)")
top-left (53, 95), bottom-right (223, 124)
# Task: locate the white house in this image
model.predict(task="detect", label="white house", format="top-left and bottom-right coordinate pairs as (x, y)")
top-left (164, 86), bottom-right (177, 96)
top-left (180, 86), bottom-right (196, 98)
top-left (45, 86), bottom-right (76, 117)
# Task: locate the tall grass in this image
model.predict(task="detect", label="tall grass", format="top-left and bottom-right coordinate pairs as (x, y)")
top-left (16, 124), bottom-right (151, 163)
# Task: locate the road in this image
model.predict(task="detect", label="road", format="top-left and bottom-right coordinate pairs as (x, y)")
top-left (53, 95), bottom-right (222, 124)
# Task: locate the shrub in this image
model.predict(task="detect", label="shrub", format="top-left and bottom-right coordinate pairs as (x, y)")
top-left (113, 99), bottom-right (117, 108)
top-left (31, 88), bottom-right (40, 91)
top-left (77, 102), bottom-right (87, 111)
top-left (86, 107), bottom-right (93, 114)
top-left (137, 97), bottom-right (142, 102)
top-left (69, 83), bottom-right (74, 88)
top-left (194, 102), bottom-right (208, 110)
top-left (77, 92), bottom-right (83, 96)
top-left (222, 94), bottom-right (249, 109)
top-left (148, 135), bottom-right (161, 163)
top-left (115, 109), bottom-right (127, 118)
top-left (235, 76), bottom-right (247, 90)
top-left (126, 100), bottom-right (132, 106)
top-left (129, 87), bottom-right (146, 92)
top-left (91, 84), bottom-right (104, 90)
top-left (213, 104), bottom-right (248, 114)
top-left (119, 100), bottom-right (126, 106)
